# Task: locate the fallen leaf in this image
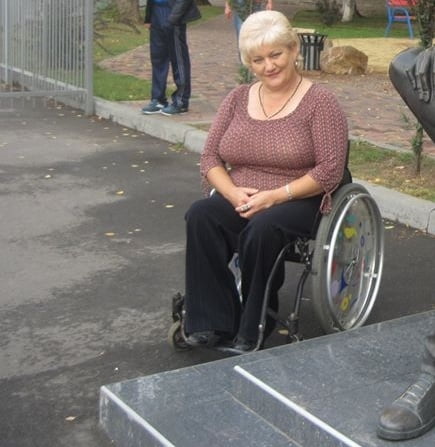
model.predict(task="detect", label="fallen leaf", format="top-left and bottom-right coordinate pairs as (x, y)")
top-left (116, 190), bottom-right (124, 195)
top-left (65, 416), bottom-right (77, 422)
top-left (104, 232), bottom-right (115, 237)
top-left (165, 204), bottom-right (174, 208)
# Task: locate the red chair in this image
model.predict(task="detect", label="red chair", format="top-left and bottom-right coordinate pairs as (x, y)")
top-left (385, 0), bottom-right (417, 39)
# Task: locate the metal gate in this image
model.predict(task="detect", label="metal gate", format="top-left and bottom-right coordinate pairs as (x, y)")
top-left (0, 0), bottom-right (93, 114)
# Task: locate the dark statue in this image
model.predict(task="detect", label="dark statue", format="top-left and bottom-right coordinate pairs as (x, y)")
top-left (389, 46), bottom-right (435, 142)
top-left (377, 46), bottom-right (435, 441)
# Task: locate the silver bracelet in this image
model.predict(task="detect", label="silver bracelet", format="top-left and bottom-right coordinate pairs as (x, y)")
top-left (285, 183), bottom-right (293, 201)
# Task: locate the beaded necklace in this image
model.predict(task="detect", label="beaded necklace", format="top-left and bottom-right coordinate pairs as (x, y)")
top-left (258, 76), bottom-right (303, 120)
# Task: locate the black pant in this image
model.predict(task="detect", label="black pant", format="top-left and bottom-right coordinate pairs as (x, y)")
top-left (184, 193), bottom-right (322, 341)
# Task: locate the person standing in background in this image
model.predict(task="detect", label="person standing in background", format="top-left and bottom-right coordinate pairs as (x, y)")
top-left (141, 0), bottom-right (201, 116)
top-left (224, 0), bottom-right (273, 42)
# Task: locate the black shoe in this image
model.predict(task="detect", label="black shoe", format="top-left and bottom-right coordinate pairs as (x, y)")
top-left (377, 372), bottom-right (435, 440)
top-left (185, 331), bottom-right (228, 348)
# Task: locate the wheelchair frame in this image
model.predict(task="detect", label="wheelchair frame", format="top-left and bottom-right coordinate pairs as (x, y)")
top-left (168, 182), bottom-right (384, 354)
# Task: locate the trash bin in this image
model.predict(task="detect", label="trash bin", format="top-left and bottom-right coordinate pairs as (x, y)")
top-left (297, 33), bottom-right (327, 71)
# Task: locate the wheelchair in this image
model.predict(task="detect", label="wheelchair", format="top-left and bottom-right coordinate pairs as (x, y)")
top-left (168, 176), bottom-right (384, 354)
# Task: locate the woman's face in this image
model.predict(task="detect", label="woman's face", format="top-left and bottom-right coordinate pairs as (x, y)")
top-left (249, 44), bottom-right (298, 89)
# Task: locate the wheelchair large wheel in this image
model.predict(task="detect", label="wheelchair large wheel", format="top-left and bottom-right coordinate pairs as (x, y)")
top-left (311, 183), bottom-right (384, 334)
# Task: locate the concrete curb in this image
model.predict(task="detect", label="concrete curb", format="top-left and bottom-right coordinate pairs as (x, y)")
top-left (95, 98), bottom-right (207, 152)
top-left (94, 97), bottom-right (435, 236)
top-left (356, 179), bottom-right (435, 234)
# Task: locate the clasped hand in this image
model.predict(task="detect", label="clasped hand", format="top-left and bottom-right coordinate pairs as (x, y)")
top-left (232, 187), bottom-right (276, 218)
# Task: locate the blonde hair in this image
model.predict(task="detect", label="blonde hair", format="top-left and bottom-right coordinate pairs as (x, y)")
top-left (239, 10), bottom-right (301, 67)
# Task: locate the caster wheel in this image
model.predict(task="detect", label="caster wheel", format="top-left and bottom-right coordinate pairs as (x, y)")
top-left (168, 321), bottom-right (191, 352)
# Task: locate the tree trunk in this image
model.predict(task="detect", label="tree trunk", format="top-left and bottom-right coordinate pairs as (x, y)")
top-left (416, 0), bottom-right (435, 48)
top-left (341, 0), bottom-right (356, 22)
top-left (115, 0), bottom-right (141, 25)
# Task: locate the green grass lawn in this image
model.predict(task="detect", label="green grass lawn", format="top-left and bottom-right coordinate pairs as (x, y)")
top-left (93, 65), bottom-right (151, 101)
top-left (349, 140), bottom-right (435, 202)
top-left (291, 10), bottom-right (413, 39)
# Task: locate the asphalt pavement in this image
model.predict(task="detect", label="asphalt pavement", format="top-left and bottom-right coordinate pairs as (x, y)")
top-left (0, 100), bottom-right (435, 446)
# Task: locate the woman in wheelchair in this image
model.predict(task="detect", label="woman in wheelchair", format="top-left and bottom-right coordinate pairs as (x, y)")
top-left (183, 11), bottom-right (349, 354)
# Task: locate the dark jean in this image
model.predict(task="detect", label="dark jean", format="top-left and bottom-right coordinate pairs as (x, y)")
top-left (149, 5), bottom-right (191, 107)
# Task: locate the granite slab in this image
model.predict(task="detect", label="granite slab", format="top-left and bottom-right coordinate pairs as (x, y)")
top-left (100, 311), bottom-right (435, 446)
top-left (229, 311), bottom-right (435, 447)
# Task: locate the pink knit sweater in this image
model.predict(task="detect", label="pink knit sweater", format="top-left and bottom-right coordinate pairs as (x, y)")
top-left (200, 83), bottom-right (349, 212)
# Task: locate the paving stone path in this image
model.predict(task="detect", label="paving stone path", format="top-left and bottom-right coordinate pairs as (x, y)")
top-left (99, 12), bottom-right (435, 156)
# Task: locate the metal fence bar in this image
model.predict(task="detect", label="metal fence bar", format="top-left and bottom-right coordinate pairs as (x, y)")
top-left (84, 0), bottom-right (94, 114)
top-left (0, 0), bottom-right (93, 113)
